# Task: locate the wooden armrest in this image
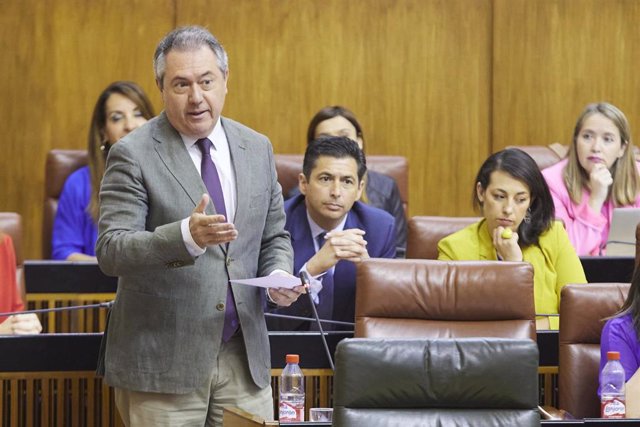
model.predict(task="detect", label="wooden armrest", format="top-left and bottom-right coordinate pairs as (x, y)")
top-left (538, 405), bottom-right (575, 420)
top-left (222, 407), bottom-right (278, 426)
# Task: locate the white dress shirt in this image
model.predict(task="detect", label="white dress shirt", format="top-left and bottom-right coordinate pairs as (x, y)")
top-left (179, 119), bottom-right (237, 256)
top-left (302, 211), bottom-right (348, 303)
top-left (177, 119), bottom-right (288, 298)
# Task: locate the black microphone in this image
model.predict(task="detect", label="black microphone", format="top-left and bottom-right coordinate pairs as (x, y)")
top-left (300, 271), bottom-right (335, 371)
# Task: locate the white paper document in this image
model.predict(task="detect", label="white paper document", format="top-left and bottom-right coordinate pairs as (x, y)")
top-left (230, 275), bottom-right (301, 289)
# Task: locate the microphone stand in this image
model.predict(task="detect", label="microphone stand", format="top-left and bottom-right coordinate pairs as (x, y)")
top-left (264, 312), bottom-right (354, 328)
top-left (0, 301), bottom-right (114, 318)
top-left (299, 271), bottom-right (335, 371)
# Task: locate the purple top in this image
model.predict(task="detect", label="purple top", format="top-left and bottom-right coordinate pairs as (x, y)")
top-left (599, 313), bottom-right (640, 395)
top-left (51, 166), bottom-right (98, 260)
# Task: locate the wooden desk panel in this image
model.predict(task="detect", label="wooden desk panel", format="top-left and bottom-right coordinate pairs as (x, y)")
top-left (0, 332), bottom-right (561, 423)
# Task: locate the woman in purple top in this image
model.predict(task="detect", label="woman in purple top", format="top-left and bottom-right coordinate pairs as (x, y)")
top-left (600, 266), bottom-right (640, 407)
top-left (52, 82), bottom-right (154, 260)
top-left (542, 103), bottom-right (640, 256)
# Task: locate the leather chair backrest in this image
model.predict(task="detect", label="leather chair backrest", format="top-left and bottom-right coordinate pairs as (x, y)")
top-left (333, 337), bottom-right (541, 427)
top-left (274, 154), bottom-right (409, 212)
top-left (406, 216), bottom-right (480, 259)
top-left (355, 259), bottom-right (537, 341)
top-left (558, 283), bottom-right (630, 419)
top-left (43, 149), bottom-right (89, 259)
top-left (506, 143), bottom-right (568, 170)
top-left (274, 154), bottom-right (304, 201)
top-left (0, 212), bottom-right (25, 301)
top-left (509, 144), bottom-right (640, 171)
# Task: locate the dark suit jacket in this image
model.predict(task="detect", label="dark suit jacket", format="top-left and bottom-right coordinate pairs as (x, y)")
top-left (288, 170), bottom-right (407, 255)
top-left (96, 113), bottom-right (293, 393)
top-left (267, 195), bottom-right (395, 331)
top-left (366, 170), bottom-right (407, 255)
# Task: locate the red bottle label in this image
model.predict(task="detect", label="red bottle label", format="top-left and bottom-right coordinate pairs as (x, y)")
top-left (601, 396), bottom-right (626, 418)
top-left (279, 400), bottom-right (304, 422)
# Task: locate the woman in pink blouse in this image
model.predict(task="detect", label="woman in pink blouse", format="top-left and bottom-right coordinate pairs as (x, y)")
top-left (542, 103), bottom-right (640, 255)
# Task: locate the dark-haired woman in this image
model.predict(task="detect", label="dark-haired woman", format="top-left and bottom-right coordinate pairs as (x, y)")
top-left (52, 81), bottom-right (155, 260)
top-left (438, 149), bottom-right (586, 329)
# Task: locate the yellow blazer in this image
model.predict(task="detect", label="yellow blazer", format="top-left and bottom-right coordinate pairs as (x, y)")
top-left (437, 219), bottom-right (586, 330)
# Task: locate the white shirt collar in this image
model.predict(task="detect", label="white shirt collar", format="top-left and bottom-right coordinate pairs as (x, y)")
top-left (306, 210), bottom-right (348, 242)
top-left (179, 117), bottom-right (224, 150)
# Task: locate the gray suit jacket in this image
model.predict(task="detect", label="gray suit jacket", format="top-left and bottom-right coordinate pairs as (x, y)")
top-left (96, 112), bottom-right (293, 394)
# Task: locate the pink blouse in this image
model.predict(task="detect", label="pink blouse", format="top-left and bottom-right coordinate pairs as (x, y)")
top-left (542, 159), bottom-right (640, 256)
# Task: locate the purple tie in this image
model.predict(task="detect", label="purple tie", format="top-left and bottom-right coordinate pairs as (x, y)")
top-left (196, 138), bottom-right (238, 342)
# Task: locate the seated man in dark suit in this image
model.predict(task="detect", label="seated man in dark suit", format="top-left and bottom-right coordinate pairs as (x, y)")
top-left (268, 136), bottom-right (396, 330)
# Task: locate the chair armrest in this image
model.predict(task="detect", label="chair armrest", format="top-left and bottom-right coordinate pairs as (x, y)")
top-left (538, 405), bottom-right (575, 420)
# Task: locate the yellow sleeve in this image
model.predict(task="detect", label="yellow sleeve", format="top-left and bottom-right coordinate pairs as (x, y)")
top-left (437, 238), bottom-right (455, 261)
top-left (552, 222), bottom-right (587, 301)
top-left (437, 222), bottom-right (483, 261)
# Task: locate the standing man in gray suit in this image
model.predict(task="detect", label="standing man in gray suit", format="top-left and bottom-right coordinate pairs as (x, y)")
top-left (96, 26), bottom-right (304, 426)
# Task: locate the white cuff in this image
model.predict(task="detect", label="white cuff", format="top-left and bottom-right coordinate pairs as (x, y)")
top-left (300, 263), bottom-right (323, 304)
top-left (181, 217), bottom-right (206, 257)
top-left (266, 269), bottom-right (293, 305)
top-left (265, 288), bottom-right (278, 304)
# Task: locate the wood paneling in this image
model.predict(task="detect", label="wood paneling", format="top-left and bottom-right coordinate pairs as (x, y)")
top-left (177, 0), bottom-right (492, 219)
top-left (4, 0), bottom-right (639, 258)
top-left (493, 0), bottom-right (640, 150)
top-left (0, 0), bottom-right (174, 258)
top-left (0, 0), bottom-right (50, 258)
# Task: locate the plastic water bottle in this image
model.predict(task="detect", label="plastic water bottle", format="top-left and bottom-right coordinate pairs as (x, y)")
top-left (600, 351), bottom-right (626, 419)
top-left (279, 354), bottom-right (305, 422)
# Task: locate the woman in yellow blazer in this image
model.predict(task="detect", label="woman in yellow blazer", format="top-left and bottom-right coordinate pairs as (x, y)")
top-left (438, 149), bottom-right (586, 330)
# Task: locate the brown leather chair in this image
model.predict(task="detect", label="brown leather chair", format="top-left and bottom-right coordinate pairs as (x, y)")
top-left (274, 154), bottom-right (409, 213)
top-left (508, 144), bottom-right (640, 172)
top-left (406, 216), bottom-right (480, 259)
top-left (274, 154), bottom-right (304, 201)
top-left (0, 212), bottom-right (25, 302)
top-left (558, 283), bottom-right (629, 419)
top-left (42, 149), bottom-right (89, 259)
top-left (506, 143), bottom-right (568, 170)
top-left (354, 258), bottom-right (537, 341)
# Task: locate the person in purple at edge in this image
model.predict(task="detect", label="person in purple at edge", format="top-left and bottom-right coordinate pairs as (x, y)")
top-left (52, 81), bottom-right (155, 260)
top-left (599, 266), bottom-right (640, 416)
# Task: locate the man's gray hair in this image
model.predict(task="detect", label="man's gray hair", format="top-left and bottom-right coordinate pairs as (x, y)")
top-left (154, 26), bottom-right (229, 88)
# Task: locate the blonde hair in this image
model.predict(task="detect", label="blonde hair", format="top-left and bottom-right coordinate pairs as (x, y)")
top-left (563, 102), bottom-right (639, 206)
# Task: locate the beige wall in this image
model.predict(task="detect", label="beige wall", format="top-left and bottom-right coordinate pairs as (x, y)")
top-left (1, 0), bottom-right (637, 258)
